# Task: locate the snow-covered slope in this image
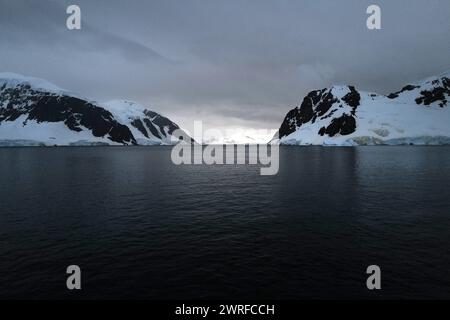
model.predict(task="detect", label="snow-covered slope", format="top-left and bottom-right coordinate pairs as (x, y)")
top-left (273, 72), bottom-right (450, 145)
top-left (102, 100), bottom-right (191, 145)
top-left (0, 73), bottom-right (191, 146)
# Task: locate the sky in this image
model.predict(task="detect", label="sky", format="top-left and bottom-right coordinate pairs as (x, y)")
top-left (1, 0), bottom-right (449, 142)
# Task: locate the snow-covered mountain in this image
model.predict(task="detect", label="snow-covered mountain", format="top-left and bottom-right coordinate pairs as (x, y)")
top-left (273, 72), bottom-right (450, 145)
top-left (0, 73), bottom-right (191, 146)
top-left (102, 100), bottom-right (191, 145)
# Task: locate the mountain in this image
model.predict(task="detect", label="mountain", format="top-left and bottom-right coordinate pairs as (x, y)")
top-left (273, 72), bottom-right (450, 145)
top-left (0, 73), bottom-right (191, 146)
top-left (102, 100), bottom-right (192, 145)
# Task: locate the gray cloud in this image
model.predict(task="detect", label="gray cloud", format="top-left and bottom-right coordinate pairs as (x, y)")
top-left (1, 0), bottom-right (449, 134)
top-left (0, 0), bottom-right (170, 62)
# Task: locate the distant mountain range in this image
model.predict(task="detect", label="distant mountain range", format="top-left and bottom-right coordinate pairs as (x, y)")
top-left (0, 73), bottom-right (191, 146)
top-left (1, 72), bottom-right (450, 146)
top-left (272, 72), bottom-right (450, 145)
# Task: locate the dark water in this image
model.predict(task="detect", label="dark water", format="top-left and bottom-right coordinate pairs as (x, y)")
top-left (1, 146), bottom-right (450, 299)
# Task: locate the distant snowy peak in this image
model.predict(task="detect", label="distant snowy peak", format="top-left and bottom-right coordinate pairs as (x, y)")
top-left (387, 71), bottom-right (450, 108)
top-left (275, 72), bottom-right (450, 146)
top-left (0, 73), bottom-right (191, 146)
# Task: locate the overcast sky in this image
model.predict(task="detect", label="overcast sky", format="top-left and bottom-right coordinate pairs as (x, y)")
top-left (1, 0), bottom-right (449, 141)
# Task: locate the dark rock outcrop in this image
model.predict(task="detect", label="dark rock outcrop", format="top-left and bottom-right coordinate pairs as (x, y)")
top-left (0, 83), bottom-right (136, 144)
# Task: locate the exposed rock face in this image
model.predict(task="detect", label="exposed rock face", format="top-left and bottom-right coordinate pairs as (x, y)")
top-left (0, 83), bottom-right (136, 145)
top-left (0, 73), bottom-right (191, 146)
top-left (102, 100), bottom-right (193, 145)
top-left (414, 77), bottom-right (449, 108)
top-left (274, 72), bottom-right (450, 146)
top-left (387, 77), bottom-right (449, 108)
top-left (278, 85), bottom-right (360, 140)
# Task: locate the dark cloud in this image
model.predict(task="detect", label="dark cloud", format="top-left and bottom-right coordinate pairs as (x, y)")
top-left (0, 0), bottom-right (449, 135)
